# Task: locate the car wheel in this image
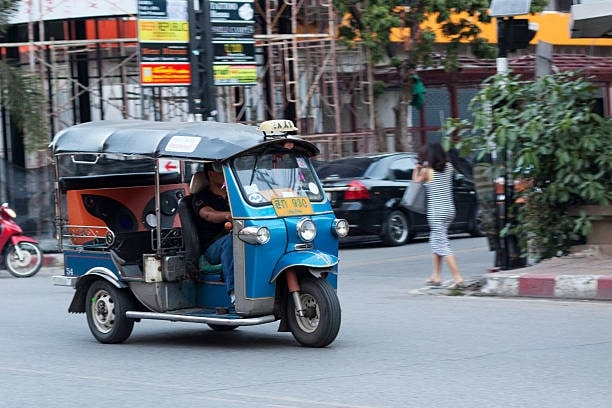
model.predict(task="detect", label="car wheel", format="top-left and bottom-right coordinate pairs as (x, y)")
top-left (382, 210), bottom-right (410, 246)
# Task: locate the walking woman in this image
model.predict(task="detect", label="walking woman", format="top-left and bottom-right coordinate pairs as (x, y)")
top-left (412, 142), bottom-right (464, 288)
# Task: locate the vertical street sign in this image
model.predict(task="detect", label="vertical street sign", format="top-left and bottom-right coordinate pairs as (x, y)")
top-left (188, 0), bottom-right (256, 117)
top-left (138, 0), bottom-right (191, 86)
top-left (210, 0), bottom-right (257, 85)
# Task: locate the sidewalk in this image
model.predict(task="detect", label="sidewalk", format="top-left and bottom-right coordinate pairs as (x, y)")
top-left (42, 252), bottom-right (64, 268)
top-left (480, 246), bottom-right (612, 300)
top-left (414, 245), bottom-right (612, 301)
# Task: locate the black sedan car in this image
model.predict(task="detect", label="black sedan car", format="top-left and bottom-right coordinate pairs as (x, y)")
top-left (316, 153), bottom-right (481, 246)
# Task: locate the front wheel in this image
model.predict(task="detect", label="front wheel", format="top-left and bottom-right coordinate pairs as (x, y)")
top-left (286, 278), bottom-right (341, 348)
top-left (85, 280), bottom-right (135, 344)
top-left (5, 242), bottom-right (43, 278)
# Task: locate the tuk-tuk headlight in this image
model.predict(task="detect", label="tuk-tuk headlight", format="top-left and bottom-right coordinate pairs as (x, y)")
top-left (332, 218), bottom-right (349, 238)
top-left (296, 218), bottom-right (316, 242)
top-left (237, 226), bottom-right (270, 245)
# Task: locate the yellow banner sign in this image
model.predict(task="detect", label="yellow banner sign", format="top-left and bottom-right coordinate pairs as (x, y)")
top-left (213, 64), bottom-right (257, 85)
top-left (138, 20), bottom-right (189, 42)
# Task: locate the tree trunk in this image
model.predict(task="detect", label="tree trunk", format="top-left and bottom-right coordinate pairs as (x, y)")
top-left (393, 62), bottom-right (415, 152)
top-left (374, 108), bottom-right (386, 152)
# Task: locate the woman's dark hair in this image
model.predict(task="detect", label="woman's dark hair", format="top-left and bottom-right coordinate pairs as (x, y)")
top-left (417, 144), bottom-right (428, 165)
top-left (426, 142), bottom-right (448, 173)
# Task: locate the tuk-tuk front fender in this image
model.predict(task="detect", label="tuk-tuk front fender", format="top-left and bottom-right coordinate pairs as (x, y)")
top-left (68, 268), bottom-right (127, 313)
top-left (270, 250), bottom-right (338, 283)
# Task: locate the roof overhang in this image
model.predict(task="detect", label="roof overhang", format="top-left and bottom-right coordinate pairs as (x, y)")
top-left (570, 1), bottom-right (612, 38)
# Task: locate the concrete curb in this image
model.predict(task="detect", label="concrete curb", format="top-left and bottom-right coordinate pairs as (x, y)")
top-left (42, 253), bottom-right (64, 268)
top-left (481, 273), bottom-right (612, 300)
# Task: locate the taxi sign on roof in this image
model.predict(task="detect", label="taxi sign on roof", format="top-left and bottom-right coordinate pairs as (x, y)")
top-left (258, 119), bottom-right (298, 134)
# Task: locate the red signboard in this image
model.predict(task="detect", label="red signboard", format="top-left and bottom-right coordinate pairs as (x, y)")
top-left (140, 63), bottom-right (191, 86)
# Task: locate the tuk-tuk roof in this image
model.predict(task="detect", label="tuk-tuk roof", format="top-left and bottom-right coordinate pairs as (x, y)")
top-left (50, 120), bottom-right (319, 160)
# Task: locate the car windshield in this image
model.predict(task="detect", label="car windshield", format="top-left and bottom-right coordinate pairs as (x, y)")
top-left (232, 151), bottom-right (324, 205)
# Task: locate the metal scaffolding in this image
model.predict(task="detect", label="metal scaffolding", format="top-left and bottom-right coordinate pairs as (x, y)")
top-left (0, 1), bottom-right (377, 161)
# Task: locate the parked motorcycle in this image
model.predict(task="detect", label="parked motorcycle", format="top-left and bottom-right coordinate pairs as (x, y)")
top-left (0, 203), bottom-right (43, 278)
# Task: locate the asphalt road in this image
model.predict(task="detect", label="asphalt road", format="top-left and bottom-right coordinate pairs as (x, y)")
top-left (1, 237), bottom-right (612, 408)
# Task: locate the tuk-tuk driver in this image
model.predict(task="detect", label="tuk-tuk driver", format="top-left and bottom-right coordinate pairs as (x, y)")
top-left (192, 162), bottom-right (235, 304)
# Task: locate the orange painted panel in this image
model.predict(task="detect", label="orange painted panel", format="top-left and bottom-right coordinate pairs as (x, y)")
top-left (66, 183), bottom-right (187, 233)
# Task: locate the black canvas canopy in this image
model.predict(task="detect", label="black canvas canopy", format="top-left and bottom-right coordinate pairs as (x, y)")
top-left (50, 120), bottom-right (319, 160)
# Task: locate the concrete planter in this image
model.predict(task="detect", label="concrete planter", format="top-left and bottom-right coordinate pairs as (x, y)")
top-left (569, 205), bottom-right (612, 255)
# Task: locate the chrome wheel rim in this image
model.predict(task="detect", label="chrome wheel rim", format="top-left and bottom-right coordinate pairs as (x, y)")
top-left (294, 293), bottom-right (320, 333)
top-left (91, 289), bottom-right (115, 334)
top-left (389, 213), bottom-right (408, 243)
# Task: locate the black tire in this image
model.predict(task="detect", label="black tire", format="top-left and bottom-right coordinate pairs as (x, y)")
top-left (381, 210), bottom-right (410, 246)
top-left (5, 242), bottom-right (43, 278)
top-left (286, 278), bottom-right (341, 348)
top-left (85, 280), bottom-right (135, 344)
top-left (207, 324), bottom-right (238, 331)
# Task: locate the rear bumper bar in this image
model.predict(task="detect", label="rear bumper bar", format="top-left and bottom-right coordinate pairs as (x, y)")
top-left (52, 275), bottom-right (78, 287)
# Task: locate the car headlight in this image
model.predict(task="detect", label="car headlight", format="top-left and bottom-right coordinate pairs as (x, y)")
top-left (237, 226), bottom-right (270, 245)
top-left (296, 218), bottom-right (316, 242)
top-left (332, 218), bottom-right (349, 238)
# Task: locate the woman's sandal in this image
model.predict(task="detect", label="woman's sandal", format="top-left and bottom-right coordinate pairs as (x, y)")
top-left (447, 281), bottom-right (465, 289)
top-left (425, 279), bottom-right (442, 286)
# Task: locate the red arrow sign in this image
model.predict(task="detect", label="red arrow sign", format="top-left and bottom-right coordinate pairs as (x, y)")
top-left (164, 161), bottom-right (178, 171)
top-left (160, 159), bottom-right (179, 173)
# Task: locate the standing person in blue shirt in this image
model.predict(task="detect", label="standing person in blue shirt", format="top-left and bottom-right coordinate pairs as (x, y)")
top-left (412, 142), bottom-right (465, 289)
top-left (192, 162), bottom-right (235, 303)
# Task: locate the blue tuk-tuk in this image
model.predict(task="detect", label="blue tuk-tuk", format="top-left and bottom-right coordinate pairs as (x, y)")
top-left (51, 119), bottom-right (348, 347)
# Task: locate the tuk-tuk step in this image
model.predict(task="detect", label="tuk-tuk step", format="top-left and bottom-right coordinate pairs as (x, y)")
top-left (125, 310), bottom-right (277, 326)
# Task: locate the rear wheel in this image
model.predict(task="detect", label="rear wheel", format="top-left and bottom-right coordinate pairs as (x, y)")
top-left (381, 210), bottom-right (410, 246)
top-left (85, 280), bottom-right (135, 344)
top-left (286, 278), bottom-right (341, 348)
top-left (5, 242), bottom-right (43, 278)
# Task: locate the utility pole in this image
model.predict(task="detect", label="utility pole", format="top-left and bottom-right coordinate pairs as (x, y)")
top-left (188, 0), bottom-right (217, 121)
top-left (490, 0), bottom-right (533, 270)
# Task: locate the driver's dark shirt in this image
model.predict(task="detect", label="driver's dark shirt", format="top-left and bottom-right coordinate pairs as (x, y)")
top-left (192, 188), bottom-right (230, 252)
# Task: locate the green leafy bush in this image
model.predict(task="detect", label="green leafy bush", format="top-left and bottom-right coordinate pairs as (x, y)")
top-left (445, 71), bottom-right (612, 262)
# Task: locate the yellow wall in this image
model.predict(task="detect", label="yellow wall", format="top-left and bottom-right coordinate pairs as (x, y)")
top-left (390, 12), bottom-right (612, 46)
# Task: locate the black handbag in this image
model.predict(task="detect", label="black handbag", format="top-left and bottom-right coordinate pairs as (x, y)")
top-left (401, 182), bottom-right (427, 214)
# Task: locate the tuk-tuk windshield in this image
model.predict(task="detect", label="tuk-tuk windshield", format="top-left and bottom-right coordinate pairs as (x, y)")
top-left (232, 151), bottom-right (324, 205)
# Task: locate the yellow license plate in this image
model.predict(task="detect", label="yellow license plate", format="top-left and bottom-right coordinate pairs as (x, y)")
top-left (271, 197), bottom-right (314, 216)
